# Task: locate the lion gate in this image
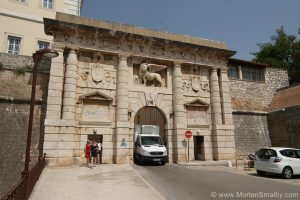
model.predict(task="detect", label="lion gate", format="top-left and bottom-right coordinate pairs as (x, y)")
top-left (42, 13), bottom-right (236, 165)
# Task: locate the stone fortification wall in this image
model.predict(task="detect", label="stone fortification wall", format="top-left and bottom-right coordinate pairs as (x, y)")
top-left (229, 67), bottom-right (288, 112)
top-left (268, 106), bottom-right (300, 148)
top-left (0, 53), bottom-right (50, 198)
top-left (230, 67), bottom-right (288, 157)
top-left (233, 112), bottom-right (271, 157)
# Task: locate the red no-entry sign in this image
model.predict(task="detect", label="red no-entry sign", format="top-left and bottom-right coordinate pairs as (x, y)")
top-left (185, 130), bottom-right (192, 138)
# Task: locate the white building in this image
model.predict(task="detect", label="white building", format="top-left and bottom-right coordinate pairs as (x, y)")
top-left (0, 0), bottom-right (84, 56)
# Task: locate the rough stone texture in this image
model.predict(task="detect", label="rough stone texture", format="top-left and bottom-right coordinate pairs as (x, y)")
top-left (270, 83), bottom-right (300, 111)
top-left (233, 112), bottom-right (271, 157)
top-left (229, 67), bottom-right (288, 112)
top-left (268, 106), bottom-right (300, 148)
top-left (0, 53), bottom-right (50, 198)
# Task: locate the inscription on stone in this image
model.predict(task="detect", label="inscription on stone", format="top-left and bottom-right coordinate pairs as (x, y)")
top-left (187, 107), bottom-right (207, 125)
top-left (82, 103), bottom-right (109, 121)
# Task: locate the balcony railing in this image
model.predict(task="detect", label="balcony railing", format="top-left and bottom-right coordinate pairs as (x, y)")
top-left (1, 154), bottom-right (46, 200)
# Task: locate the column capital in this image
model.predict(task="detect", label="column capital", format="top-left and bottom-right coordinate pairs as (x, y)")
top-left (173, 61), bottom-right (183, 67)
top-left (220, 66), bottom-right (229, 72)
top-left (66, 46), bottom-right (79, 52)
top-left (118, 53), bottom-right (131, 59)
top-left (210, 67), bottom-right (219, 72)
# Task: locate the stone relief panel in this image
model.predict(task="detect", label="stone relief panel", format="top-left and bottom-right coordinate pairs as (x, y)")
top-left (133, 63), bottom-right (168, 87)
top-left (82, 100), bottom-right (109, 122)
top-left (186, 107), bottom-right (208, 125)
top-left (144, 92), bottom-right (158, 106)
top-left (182, 65), bottom-right (210, 97)
top-left (78, 62), bottom-right (117, 89)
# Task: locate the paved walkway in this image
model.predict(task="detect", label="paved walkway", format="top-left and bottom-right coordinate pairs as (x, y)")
top-left (30, 164), bottom-right (165, 200)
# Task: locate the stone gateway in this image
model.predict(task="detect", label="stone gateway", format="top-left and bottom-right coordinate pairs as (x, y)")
top-left (43, 13), bottom-right (236, 165)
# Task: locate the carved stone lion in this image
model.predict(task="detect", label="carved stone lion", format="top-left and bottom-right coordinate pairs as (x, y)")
top-left (139, 63), bottom-right (167, 87)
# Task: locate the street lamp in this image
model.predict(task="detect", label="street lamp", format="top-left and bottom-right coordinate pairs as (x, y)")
top-left (23, 48), bottom-right (58, 176)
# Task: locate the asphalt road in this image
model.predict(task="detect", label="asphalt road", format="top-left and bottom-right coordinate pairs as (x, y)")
top-left (133, 164), bottom-right (300, 200)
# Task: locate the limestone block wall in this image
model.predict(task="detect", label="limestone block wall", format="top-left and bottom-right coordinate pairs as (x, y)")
top-left (0, 53), bottom-right (50, 198)
top-left (75, 55), bottom-right (119, 164)
top-left (229, 67), bottom-right (288, 157)
top-left (229, 67), bottom-right (288, 112)
top-left (268, 106), bottom-right (300, 148)
top-left (233, 112), bottom-right (271, 157)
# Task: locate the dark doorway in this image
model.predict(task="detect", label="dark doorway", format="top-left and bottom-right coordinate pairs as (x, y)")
top-left (88, 134), bottom-right (103, 164)
top-left (194, 136), bottom-right (204, 160)
top-left (134, 106), bottom-right (168, 162)
top-left (134, 107), bottom-right (166, 144)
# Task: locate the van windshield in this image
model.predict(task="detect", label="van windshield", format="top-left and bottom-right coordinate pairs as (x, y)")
top-left (141, 136), bottom-right (163, 146)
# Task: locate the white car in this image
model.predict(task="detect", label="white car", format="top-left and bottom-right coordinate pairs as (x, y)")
top-left (254, 147), bottom-right (300, 179)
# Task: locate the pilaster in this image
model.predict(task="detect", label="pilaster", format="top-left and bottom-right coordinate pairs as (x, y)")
top-left (172, 61), bottom-right (187, 163)
top-left (62, 48), bottom-right (78, 120)
top-left (115, 54), bottom-right (130, 163)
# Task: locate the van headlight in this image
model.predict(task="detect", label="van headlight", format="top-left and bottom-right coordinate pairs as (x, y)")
top-left (163, 150), bottom-right (167, 156)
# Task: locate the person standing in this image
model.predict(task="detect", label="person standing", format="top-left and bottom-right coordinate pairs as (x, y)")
top-left (97, 142), bottom-right (102, 164)
top-left (91, 140), bottom-right (99, 166)
top-left (84, 140), bottom-right (91, 167)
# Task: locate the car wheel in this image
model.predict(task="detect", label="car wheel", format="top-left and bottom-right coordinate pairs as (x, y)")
top-left (161, 161), bottom-right (166, 166)
top-left (256, 170), bottom-right (265, 176)
top-left (282, 167), bottom-right (293, 179)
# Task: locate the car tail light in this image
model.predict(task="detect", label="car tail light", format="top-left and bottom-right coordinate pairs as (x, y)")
top-left (274, 157), bottom-right (282, 163)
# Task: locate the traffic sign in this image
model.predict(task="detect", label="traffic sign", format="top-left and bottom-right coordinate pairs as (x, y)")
top-left (185, 130), bottom-right (192, 138)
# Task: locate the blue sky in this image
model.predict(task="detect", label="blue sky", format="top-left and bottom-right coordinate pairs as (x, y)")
top-left (81, 0), bottom-right (300, 61)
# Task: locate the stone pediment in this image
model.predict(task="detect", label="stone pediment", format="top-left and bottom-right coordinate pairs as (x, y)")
top-left (184, 99), bottom-right (209, 107)
top-left (78, 91), bottom-right (113, 103)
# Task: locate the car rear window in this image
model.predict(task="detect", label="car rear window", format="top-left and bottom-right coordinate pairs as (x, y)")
top-left (257, 149), bottom-right (277, 159)
top-left (280, 149), bottom-right (300, 159)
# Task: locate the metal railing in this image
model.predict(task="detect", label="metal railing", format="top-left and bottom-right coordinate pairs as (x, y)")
top-left (1, 154), bottom-right (46, 200)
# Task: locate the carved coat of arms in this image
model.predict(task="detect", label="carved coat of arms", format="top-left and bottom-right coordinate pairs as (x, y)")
top-left (91, 64), bottom-right (104, 83)
top-left (191, 77), bottom-right (201, 92)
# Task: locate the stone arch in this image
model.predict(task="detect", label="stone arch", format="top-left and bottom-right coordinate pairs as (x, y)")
top-left (133, 106), bottom-right (168, 146)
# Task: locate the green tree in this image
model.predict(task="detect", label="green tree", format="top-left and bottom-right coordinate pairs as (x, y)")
top-left (252, 27), bottom-right (300, 84)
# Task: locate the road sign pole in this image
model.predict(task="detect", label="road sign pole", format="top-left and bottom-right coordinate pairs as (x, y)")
top-left (187, 138), bottom-right (189, 163)
top-left (185, 130), bottom-right (192, 163)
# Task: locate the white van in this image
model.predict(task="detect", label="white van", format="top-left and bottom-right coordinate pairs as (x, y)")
top-left (133, 125), bottom-right (167, 165)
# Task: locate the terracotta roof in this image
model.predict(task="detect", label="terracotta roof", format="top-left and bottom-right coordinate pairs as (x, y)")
top-left (270, 83), bottom-right (300, 111)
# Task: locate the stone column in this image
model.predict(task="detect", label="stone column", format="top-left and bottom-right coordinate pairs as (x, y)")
top-left (220, 67), bottom-right (233, 125)
top-left (172, 62), bottom-right (186, 163)
top-left (115, 54), bottom-right (130, 164)
top-left (45, 48), bottom-right (64, 120)
top-left (210, 68), bottom-right (222, 125)
top-left (62, 48), bottom-right (78, 120)
top-left (210, 67), bottom-right (222, 160)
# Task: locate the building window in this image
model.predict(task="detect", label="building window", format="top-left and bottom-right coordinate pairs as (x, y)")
top-left (242, 66), bottom-right (265, 81)
top-left (37, 41), bottom-right (50, 51)
top-left (42, 0), bottom-right (53, 9)
top-left (7, 36), bottom-right (21, 55)
top-left (15, 0), bottom-right (26, 3)
top-left (228, 66), bottom-right (238, 79)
